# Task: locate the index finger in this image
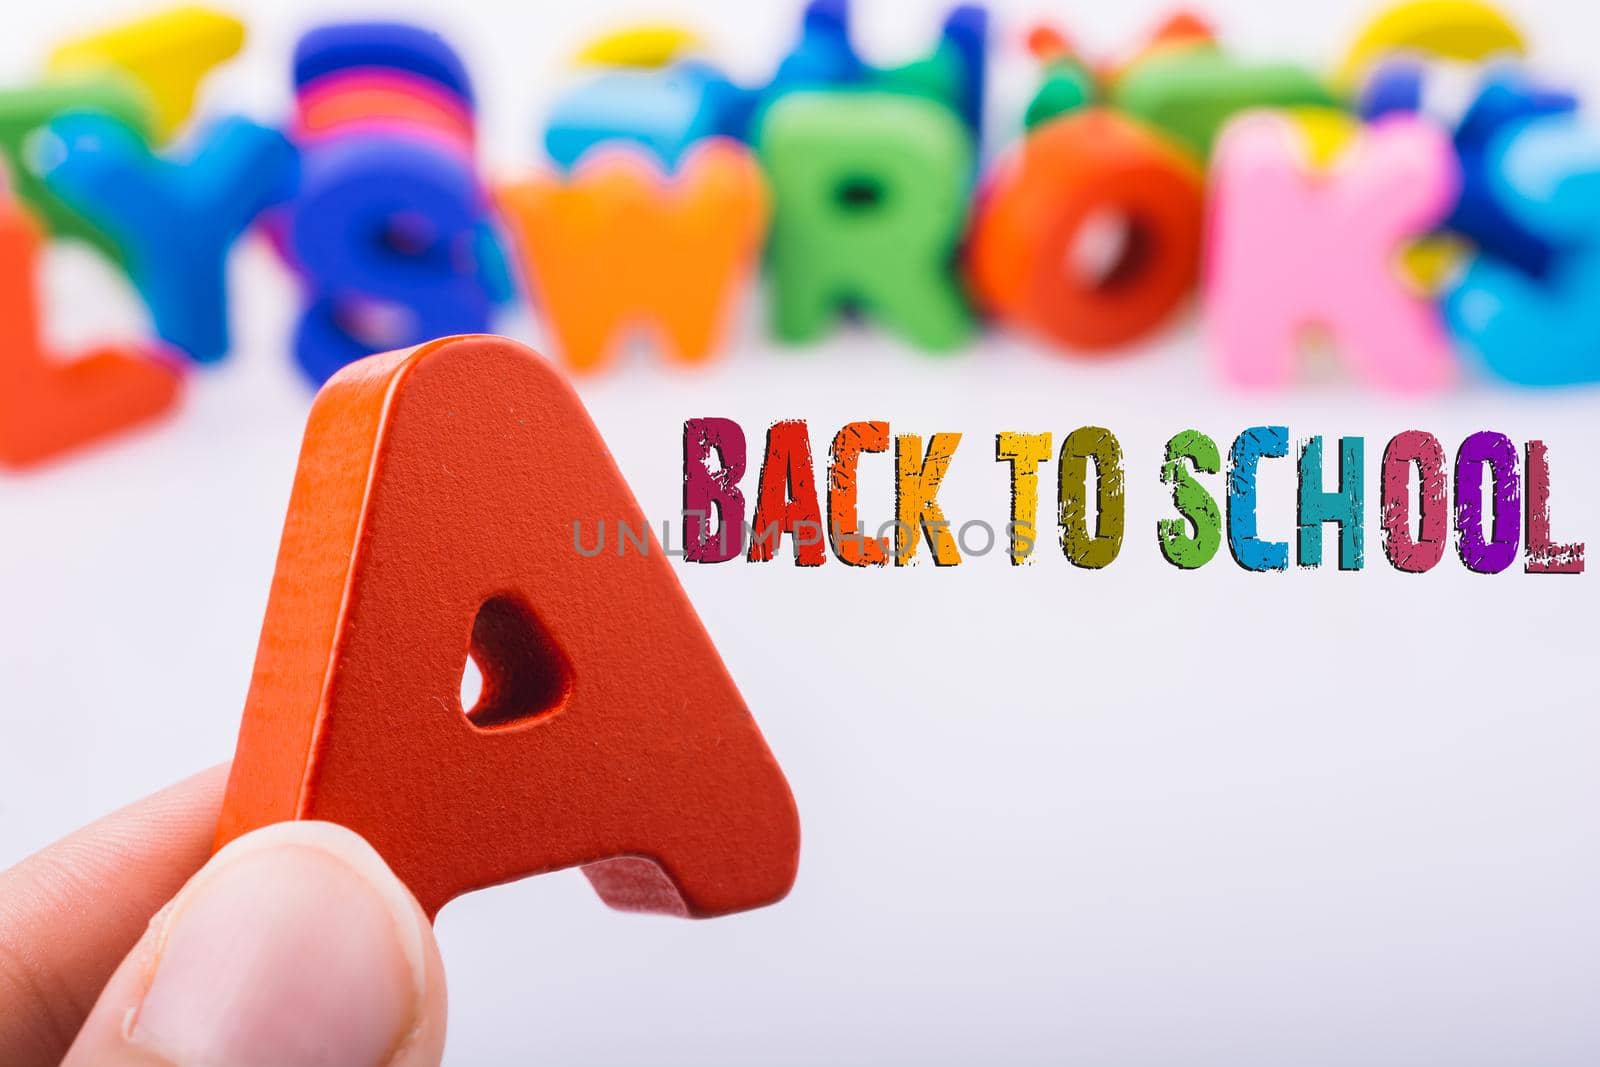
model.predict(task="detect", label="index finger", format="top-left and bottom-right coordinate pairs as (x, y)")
top-left (0, 765), bottom-right (227, 1067)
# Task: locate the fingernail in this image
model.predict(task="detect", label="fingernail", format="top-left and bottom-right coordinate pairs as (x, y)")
top-left (127, 822), bottom-right (428, 1067)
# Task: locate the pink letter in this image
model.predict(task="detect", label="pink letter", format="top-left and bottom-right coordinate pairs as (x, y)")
top-left (1525, 440), bottom-right (1584, 574)
top-left (1205, 113), bottom-right (1460, 392)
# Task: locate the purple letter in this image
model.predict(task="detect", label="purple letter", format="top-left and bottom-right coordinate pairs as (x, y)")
top-left (1455, 431), bottom-right (1520, 574)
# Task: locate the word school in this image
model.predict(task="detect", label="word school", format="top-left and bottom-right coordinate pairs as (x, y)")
top-left (672, 420), bottom-right (1585, 574)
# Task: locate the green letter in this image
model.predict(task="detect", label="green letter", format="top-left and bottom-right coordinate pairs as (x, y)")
top-left (1158, 430), bottom-right (1221, 569)
top-left (756, 91), bottom-right (974, 352)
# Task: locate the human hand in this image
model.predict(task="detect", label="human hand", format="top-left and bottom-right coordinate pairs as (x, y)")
top-left (0, 766), bottom-right (449, 1066)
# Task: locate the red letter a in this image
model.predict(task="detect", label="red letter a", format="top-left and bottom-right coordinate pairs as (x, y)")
top-left (217, 336), bottom-right (799, 919)
top-left (747, 419), bottom-right (826, 565)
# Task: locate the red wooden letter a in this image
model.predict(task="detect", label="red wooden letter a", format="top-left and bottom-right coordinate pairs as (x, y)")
top-left (217, 335), bottom-right (799, 919)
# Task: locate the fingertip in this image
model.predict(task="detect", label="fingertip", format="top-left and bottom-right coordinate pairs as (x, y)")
top-left (64, 821), bottom-right (447, 1067)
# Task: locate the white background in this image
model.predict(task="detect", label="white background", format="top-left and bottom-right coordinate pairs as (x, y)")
top-left (4, 1), bottom-right (1600, 1064)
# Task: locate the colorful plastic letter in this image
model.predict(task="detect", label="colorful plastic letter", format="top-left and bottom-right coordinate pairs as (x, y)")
top-left (1021, 25), bottom-right (1095, 130)
top-left (764, 0), bottom-right (988, 137)
top-left (1111, 50), bottom-right (1336, 159)
top-left (295, 69), bottom-right (476, 149)
top-left (0, 196), bottom-right (180, 469)
top-left (758, 91), bottom-right (974, 351)
top-left (44, 113), bottom-right (297, 364)
top-left (934, 4), bottom-right (989, 136)
top-left (1205, 113), bottom-right (1460, 391)
top-left (293, 22), bottom-right (475, 107)
top-left (495, 140), bottom-right (767, 371)
top-left (216, 335), bottom-right (799, 919)
top-left (1444, 115), bottom-right (1600, 385)
top-left (574, 24), bottom-right (705, 68)
top-left (289, 135), bottom-right (496, 384)
top-left (0, 79), bottom-right (155, 260)
top-left (46, 5), bottom-right (245, 142)
top-left (1361, 60), bottom-right (1576, 276)
top-left (284, 22), bottom-right (498, 384)
top-left (968, 110), bottom-right (1202, 351)
top-left (1109, 11), bottom-right (1218, 76)
top-left (768, 0), bottom-right (869, 94)
top-left (543, 63), bottom-right (754, 171)
top-left (1336, 0), bottom-right (1525, 90)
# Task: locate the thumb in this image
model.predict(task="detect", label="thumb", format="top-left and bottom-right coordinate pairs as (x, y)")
top-left (62, 821), bottom-right (448, 1067)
